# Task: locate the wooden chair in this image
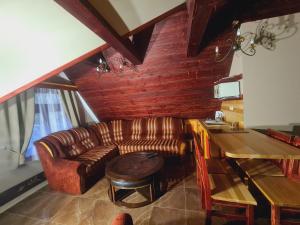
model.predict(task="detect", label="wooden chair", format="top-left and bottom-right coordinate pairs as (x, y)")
top-left (193, 133), bottom-right (229, 175)
top-left (235, 158), bottom-right (284, 182)
top-left (198, 149), bottom-right (257, 225)
top-left (267, 129), bottom-right (295, 176)
top-left (252, 176), bottom-right (300, 225)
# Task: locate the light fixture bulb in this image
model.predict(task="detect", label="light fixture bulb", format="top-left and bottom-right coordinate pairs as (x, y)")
top-left (99, 58), bottom-right (103, 64)
top-left (215, 46), bottom-right (219, 54)
top-left (237, 29), bottom-right (241, 36)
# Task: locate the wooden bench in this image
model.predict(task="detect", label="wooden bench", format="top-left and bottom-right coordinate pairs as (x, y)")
top-left (235, 158), bottom-right (284, 183)
top-left (252, 176), bottom-right (300, 225)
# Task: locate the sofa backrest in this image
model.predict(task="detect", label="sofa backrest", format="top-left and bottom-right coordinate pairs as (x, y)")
top-left (70, 127), bottom-right (98, 150)
top-left (49, 130), bottom-right (87, 158)
top-left (161, 117), bottom-right (183, 139)
top-left (90, 122), bottom-right (113, 146)
top-left (110, 120), bottom-right (126, 142)
top-left (131, 118), bottom-right (144, 140)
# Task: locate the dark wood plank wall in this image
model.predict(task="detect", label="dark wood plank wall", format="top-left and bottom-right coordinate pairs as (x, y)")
top-left (68, 10), bottom-right (234, 120)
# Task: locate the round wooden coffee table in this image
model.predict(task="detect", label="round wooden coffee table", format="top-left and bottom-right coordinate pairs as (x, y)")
top-left (105, 152), bottom-right (164, 208)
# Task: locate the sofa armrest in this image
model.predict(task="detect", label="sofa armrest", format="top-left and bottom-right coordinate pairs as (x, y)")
top-left (110, 213), bottom-right (133, 225)
top-left (35, 141), bottom-right (85, 194)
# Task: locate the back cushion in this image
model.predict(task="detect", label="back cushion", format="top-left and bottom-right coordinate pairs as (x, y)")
top-left (70, 127), bottom-right (96, 150)
top-left (146, 118), bottom-right (158, 140)
top-left (111, 120), bottom-right (124, 142)
top-left (161, 117), bottom-right (182, 139)
top-left (131, 119), bottom-right (144, 140)
top-left (50, 131), bottom-right (85, 158)
top-left (93, 122), bottom-right (113, 145)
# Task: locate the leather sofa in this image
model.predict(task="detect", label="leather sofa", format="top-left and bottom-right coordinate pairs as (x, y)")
top-left (90, 117), bottom-right (186, 156)
top-left (35, 127), bottom-right (118, 194)
top-left (35, 117), bottom-right (186, 194)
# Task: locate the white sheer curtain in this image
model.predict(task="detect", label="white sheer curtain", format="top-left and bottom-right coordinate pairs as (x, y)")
top-left (25, 88), bottom-right (72, 160)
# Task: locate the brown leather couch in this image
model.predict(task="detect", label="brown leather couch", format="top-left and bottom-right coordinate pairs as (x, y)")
top-left (35, 117), bottom-right (186, 195)
top-left (35, 127), bottom-right (118, 194)
top-left (90, 117), bottom-right (186, 156)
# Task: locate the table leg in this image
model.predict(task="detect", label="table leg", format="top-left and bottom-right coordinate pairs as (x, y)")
top-left (271, 205), bottom-right (280, 225)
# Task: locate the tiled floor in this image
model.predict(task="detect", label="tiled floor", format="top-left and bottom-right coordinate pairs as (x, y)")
top-left (0, 155), bottom-right (270, 225)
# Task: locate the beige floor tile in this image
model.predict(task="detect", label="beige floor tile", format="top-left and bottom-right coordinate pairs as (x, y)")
top-left (154, 188), bottom-right (185, 210)
top-left (185, 188), bottom-right (201, 211)
top-left (184, 173), bottom-right (198, 189)
top-left (8, 191), bottom-right (71, 220)
top-left (50, 197), bottom-right (100, 225)
top-left (185, 210), bottom-right (206, 225)
top-left (149, 207), bottom-right (186, 225)
top-left (0, 212), bottom-right (49, 225)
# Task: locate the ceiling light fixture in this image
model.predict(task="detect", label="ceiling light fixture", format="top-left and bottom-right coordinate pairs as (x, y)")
top-left (215, 20), bottom-right (256, 62)
top-left (96, 56), bottom-right (137, 74)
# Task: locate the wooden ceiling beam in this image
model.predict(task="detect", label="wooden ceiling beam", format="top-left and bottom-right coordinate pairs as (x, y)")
top-left (238, 0), bottom-right (300, 23)
top-left (186, 0), bottom-right (214, 57)
top-left (54, 0), bottom-right (142, 65)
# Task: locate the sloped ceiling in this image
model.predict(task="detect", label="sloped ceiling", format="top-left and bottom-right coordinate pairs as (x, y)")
top-left (66, 10), bottom-right (235, 120)
top-left (0, 0), bottom-right (184, 103)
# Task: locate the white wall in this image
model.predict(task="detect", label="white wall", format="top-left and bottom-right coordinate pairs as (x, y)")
top-left (0, 1), bottom-right (105, 99)
top-left (230, 13), bottom-right (300, 130)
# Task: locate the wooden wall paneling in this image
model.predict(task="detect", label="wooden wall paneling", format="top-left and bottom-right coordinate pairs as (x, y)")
top-left (221, 99), bottom-right (244, 128)
top-left (67, 10), bottom-right (234, 121)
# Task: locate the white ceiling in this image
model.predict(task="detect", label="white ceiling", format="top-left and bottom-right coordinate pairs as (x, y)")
top-left (0, 0), bottom-right (184, 101)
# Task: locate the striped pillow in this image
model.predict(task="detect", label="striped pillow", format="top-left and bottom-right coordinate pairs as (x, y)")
top-left (111, 120), bottom-right (124, 142)
top-left (50, 131), bottom-right (85, 157)
top-left (162, 117), bottom-right (180, 139)
top-left (146, 118), bottom-right (158, 140)
top-left (70, 127), bottom-right (96, 150)
top-left (131, 119), bottom-right (143, 140)
top-left (95, 122), bottom-right (113, 146)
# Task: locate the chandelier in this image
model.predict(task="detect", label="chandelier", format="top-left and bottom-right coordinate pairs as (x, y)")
top-left (215, 20), bottom-right (256, 62)
top-left (96, 55), bottom-right (137, 73)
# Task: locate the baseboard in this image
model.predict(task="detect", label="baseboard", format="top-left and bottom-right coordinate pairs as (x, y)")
top-left (0, 181), bottom-right (48, 214)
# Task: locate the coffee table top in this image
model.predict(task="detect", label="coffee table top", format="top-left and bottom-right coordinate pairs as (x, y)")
top-left (106, 152), bottom-right (164, 181)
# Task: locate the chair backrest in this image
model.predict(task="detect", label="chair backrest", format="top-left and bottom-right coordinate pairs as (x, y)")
top-left (198, 153), bottom-right (213, 210)
top-left (287, 159), bottom-right (300, 180)
top-left (267, 129), bottom-right (294, 144)
top-left (267, 129), bottom-right (295, 175)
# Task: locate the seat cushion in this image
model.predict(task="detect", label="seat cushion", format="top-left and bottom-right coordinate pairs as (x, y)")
top-left (75, 145), bottom-right (118, 175)
top-left (117, 138), bottom-right (185, 156)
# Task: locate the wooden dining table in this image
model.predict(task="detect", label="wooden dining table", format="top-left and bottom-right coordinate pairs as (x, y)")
top-left (209, 128), bottom-right (300, 160)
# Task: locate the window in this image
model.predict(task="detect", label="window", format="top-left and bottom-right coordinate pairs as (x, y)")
top-left (25, 88), bottom-right (72, 161)
top-left (214, 81), bottom-right (241, 99)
